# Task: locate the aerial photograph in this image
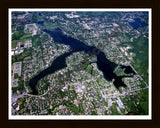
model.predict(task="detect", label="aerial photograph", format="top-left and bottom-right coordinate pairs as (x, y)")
top-left (9, 9), bottom-right (151, 119)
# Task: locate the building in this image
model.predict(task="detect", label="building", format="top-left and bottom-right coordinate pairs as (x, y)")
top-left (13, 62), bottom-right (22, 77)
top-left (24, 40), bottom-right (32, 48)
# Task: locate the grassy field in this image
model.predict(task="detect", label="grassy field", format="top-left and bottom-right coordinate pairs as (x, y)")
top-left (32, 35), bottom-right (41, 47)
top-left (130, 36), bottom-right (149, 84)
top-left (12, 48), bottom-right (33, 63)
top-left (12, 33), bottom-right (32, 48)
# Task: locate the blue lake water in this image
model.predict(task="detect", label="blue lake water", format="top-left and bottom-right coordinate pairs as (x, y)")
top-left (37, 21), bottom-right (44, 26)
top-left (29, 28), bottom-right (135, 95)
top-left (128, 18), bottom-right (148, 29)
top-left (38, 12), bottom-right (42, 16)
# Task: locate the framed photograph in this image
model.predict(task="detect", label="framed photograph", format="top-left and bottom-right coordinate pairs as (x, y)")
top-left (8, 8), bottom-right (152, 120)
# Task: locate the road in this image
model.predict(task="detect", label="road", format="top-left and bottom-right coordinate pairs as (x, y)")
top-left (103, 86), bottom-right (149, 99)
top-left (112, 44), bottom-right (149, 87)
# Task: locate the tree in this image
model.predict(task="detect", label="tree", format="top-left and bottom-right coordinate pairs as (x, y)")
top-left (86, 64), bottom-right (93, 74)
top-left (14, 73), bottom-right (19, 79)
top-left (12, 31), bottom-right (24, 40)
top-left (32, 13), bottom-right (38, 23)
top-left (32, 35), bottom-right (41, 47)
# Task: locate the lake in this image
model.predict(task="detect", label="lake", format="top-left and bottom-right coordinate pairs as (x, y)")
top-left (37, 21), bottom-right (44, 26)
top-left (128, 18), bottom-right (148, 29)
top-left (29, 28), bottom-right (135, 95)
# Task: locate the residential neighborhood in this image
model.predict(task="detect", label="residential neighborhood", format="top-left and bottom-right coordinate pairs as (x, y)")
top-left (10, 11), bottom-right (149, 116)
